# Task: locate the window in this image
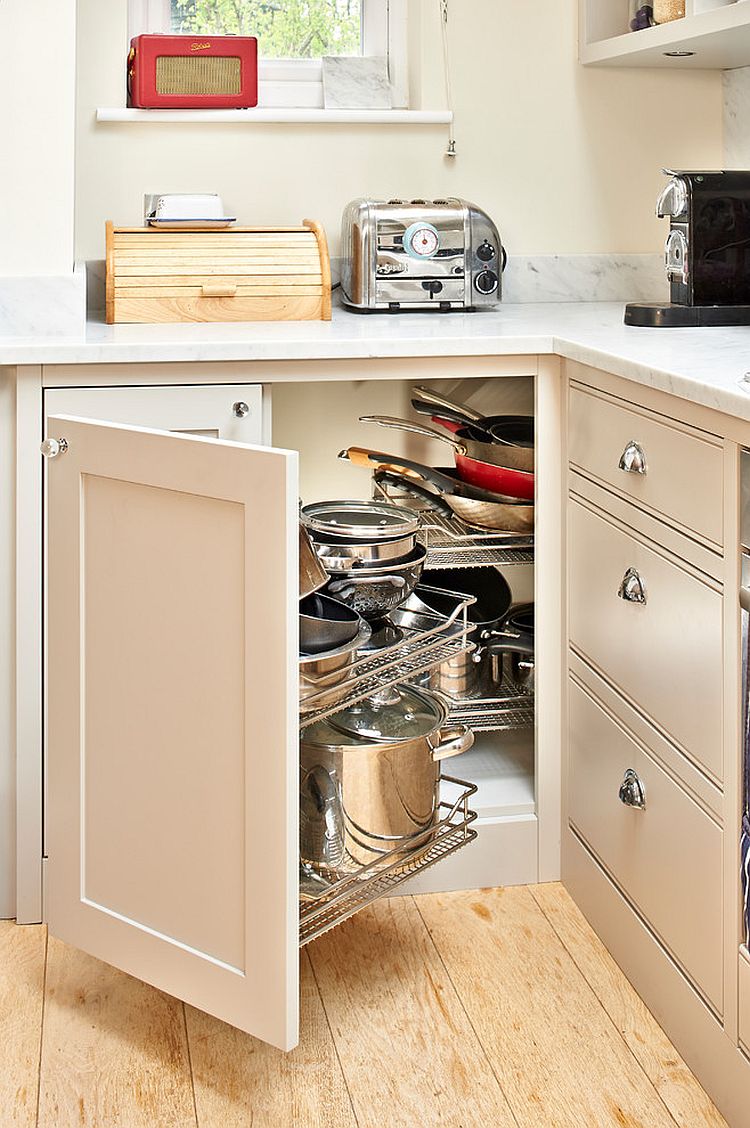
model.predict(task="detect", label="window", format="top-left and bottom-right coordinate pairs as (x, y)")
top-left (129, 0), bottom-right (408, 108)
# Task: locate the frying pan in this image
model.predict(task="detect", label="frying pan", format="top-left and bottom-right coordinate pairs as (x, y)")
top-left (340, 447), bottom-right (534, 533)
top-left (359, 414), bottom-right (534, 501)
top-left (412, 385), bottom-right (535, 471)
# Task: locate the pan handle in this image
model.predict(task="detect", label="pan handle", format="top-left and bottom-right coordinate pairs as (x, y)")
top-left (412, 385), bottom-right (483, 424)
top-left (359, 415), bottom-right (464, 452)
top-left (339, 447), bottom-right (463, 494)
top-left (374, 470), bottom-right (455, 518)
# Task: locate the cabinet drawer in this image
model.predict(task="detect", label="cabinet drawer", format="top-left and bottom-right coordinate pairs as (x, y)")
top-left (569, 382), bottom-right (723, 547)
top-left (569, 498), bottom-right (723, 781)
top-left (569, 677), bottom-right (723, 1011)
top-left (741, 949), bottom-right (750, 1052)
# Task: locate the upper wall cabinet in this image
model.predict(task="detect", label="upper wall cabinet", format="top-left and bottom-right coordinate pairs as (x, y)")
top-left (580, 0), bottom-right (750, 67)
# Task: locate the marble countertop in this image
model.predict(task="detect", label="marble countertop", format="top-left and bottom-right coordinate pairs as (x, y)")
top-left (5, 300), bottom-right (750, 422)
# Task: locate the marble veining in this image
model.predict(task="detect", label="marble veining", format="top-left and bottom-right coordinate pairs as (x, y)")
top-left (724, 67), bottom-right (750, 168)
top-left (0, 264), bottom-right (86, 338)
top-left (322, 56), bottom-right (392, 110)
top-left (502, 254), bottom-right (667, 304)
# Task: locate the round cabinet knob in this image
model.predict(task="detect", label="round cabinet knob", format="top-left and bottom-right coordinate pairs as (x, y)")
top-left (233, 401), bottom-right (250, 418)
top-left (474, 270), bottom-right (498, 295)
top-left (618, 567), bottom-right (647, 604)
top-left (619, 768), bottom-right (646, 810)
top-left (476, 240), bottom-right (496, 262)
top-left (40, 437), bottom-right (68, 459)
top-left (618, 440), bottom-right (647, 475)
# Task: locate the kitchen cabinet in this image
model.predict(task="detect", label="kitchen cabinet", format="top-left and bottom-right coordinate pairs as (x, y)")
top-left (16, 358), bottom-right (561, 1053)
top-left (580, 0), bottom-right (750, 67)
top-left (740, 947), bottom-right (750, 1051)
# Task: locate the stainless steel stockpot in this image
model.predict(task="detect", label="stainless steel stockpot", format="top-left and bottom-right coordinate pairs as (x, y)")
top-left (299, 684), bottom-right (474, 876)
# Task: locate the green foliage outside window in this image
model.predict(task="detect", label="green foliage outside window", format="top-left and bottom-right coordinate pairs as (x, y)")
top-left (171, 0), bottom-right (363, 58)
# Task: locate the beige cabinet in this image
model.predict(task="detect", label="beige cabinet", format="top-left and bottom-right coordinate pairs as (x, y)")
top-left (568, 497), bottom-right (723, 782)
top-left (740, 949), bottom-right (750, 1052)
top-left (45, 413), bottom-right (300, 1050)
top-left (568, 675), bottom-right (723, 1011)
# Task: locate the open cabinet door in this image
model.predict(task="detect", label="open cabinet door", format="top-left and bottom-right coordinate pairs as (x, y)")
top-left (45, 415), bottom-right (299, 1051)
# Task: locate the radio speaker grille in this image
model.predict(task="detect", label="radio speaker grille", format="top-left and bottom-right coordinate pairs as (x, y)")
top-left (155, 55), bottom-right (241, 96)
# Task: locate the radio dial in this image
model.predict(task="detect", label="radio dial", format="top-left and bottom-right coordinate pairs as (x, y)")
top-left (474, 270), bottom-right (498, 295)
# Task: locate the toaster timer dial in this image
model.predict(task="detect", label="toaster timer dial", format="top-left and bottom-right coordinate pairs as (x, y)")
top-left (474, 269), bottom-right (499, 295)
top-left (403, 222), bottom-right (440, 258)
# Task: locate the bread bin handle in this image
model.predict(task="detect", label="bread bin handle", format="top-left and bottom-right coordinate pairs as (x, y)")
top-left (201, 283), bottom-right (238, 298)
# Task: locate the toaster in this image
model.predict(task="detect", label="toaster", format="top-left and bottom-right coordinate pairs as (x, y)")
top-left (340, 198), bottom-right (503, 312)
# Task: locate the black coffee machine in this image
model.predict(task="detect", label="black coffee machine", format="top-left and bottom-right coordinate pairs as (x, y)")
top-left (625, 169), bottom-right (750, 327)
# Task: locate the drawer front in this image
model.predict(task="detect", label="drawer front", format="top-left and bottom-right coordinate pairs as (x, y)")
top-left (741, 949), bottom-right (750, 1051)
top-left (569, 383), bottom-right (723, 547)
top-left (569, 499), bottom-right (723, 781)
top-left (569, 677), bottom-right (723, 1011)
top-left (111, 294), bottom-right (325, 324)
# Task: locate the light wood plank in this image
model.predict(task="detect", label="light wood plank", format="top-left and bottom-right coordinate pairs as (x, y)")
top-left (186, 951), bottom-right (356, 1128)
top-left (308, 897), bottom-right (517, 1128)
top-left (417, 887), bottom-right (681, 1128)
top-left (114, 264), bottom-right (323, 277)
top-left (0, 922), bottom-right (46, 1126)
top-left (113, 285), bottom-right (323, 299)
top-left (38, 937), bottom-right (197, 1128)
top-left (113, 294), bottom-right (324, 324)
top-left (531, 883), bottom-right (727, 1128)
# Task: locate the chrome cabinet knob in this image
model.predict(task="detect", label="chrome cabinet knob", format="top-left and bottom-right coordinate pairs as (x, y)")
top-left (618, 567), bottom-right (647, 605)
top-left (233, 401), bottom-right (250, 417)
top-left (619, 768), bottom-right (646, 810)
top-left (40, 437), bottom-right (68, 459)
top-left (618, 440), bottom-right (647, 475)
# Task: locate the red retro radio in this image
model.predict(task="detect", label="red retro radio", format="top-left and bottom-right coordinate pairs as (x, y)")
top-left (127, 34), bottom-right (258, 109)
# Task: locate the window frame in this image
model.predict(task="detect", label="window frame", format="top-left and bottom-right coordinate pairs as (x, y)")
top-left (128, 0), bottom-right (408, 108)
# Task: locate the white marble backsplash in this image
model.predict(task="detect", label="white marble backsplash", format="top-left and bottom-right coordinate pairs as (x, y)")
top-left (724, 67), bottom-right (750, 167)
top-left (86, 253), bottom-right (666, 314)
top-left (502, 254), bottom-right (667, 304)
top-left (0, 264), bottom-right (86, 338)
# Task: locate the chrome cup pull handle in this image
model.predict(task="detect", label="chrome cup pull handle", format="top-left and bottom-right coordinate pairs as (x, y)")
top-left (619, 768), bottom-right (646, 810)
top-left (233, 401), bottom-right (250, 417)
top-left (618, 440), bottom-right (647, 476)
top-left (618, 567), bottom-right (647, 604)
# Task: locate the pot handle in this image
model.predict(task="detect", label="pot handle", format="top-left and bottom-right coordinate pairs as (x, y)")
top-left (412, 385), bottom-right (483, 423)
top-left (483, 628), bottom-right (535, 656)
top-left (430, 723), bottom-right (474, 762)
top-left (359, 414), bottom-right (463, 453)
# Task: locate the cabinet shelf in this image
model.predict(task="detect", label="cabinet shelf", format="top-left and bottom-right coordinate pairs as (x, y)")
top-left (299, 775), bottom-right (478, 945)
top-left (580, 0), bottom-right (750, 67)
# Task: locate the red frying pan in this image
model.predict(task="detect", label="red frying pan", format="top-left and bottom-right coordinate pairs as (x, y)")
top-left (358, 415), bottom-right (535, 501)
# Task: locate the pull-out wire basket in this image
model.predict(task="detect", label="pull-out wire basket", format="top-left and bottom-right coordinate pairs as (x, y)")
top-left (300, 586), bottom-right (475, 728)
top-left (299, 775), bottom-right (478, 946)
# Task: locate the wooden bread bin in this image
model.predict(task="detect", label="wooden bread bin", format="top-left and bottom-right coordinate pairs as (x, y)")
top-left (105, 219), bottom-right (331, 324)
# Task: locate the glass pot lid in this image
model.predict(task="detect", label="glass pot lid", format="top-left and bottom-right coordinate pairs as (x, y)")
top-left (300, 500), bottom-right (419, 541)
top-left (303, 685), bottom-right (447, 747)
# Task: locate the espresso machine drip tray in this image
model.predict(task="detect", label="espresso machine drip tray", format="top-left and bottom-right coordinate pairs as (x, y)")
top-left (625, 302), bottom-right (750, 328)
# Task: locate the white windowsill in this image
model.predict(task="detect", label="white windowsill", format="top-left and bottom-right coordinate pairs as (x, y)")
top-left (96, 107), bottom-right (452, 124)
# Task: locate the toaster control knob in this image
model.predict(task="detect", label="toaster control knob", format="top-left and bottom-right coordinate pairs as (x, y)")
top-left (477, 240), bottom-right (496, 262)
top-left (474, 270), bottom-right (498, 295)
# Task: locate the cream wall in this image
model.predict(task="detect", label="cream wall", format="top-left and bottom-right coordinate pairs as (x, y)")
top-left (0, 0), bottom-right (76, 274)
top-left (75, 0), bottom-right (723, 261)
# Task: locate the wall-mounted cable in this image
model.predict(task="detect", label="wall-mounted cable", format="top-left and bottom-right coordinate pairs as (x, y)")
top-left (441, 0), bottom-right (456, 157)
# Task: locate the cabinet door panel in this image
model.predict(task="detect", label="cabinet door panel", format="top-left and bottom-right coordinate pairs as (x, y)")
top-left (46, 414), bottom-right (298, 1051)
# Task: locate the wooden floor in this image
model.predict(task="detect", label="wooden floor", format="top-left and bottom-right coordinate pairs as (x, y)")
top-left (0, 884), bottom-right (726, 1128)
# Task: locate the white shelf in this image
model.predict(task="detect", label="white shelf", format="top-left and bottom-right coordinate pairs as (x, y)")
top-left (580, 0), bottom-right (750, 67)
top-left (96, 107), bottom-right (452, 125)
top-left (453, 729), bottom-right (535, 819)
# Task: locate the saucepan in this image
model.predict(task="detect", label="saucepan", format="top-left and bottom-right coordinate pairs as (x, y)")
top-left (486, 603), bottom-right (535, 692)
top-left (299, 592), bottom-right (363, 654)
top-left (300, 500), bottom-right (420, 570)
top-left (359, 414), bottom-right (534, 500)
top-left (340, 447), bottom-right (534, 533)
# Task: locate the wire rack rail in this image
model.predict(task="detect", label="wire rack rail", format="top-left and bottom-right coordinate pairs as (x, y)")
top-left (299, 776), bottom-right (477, 946)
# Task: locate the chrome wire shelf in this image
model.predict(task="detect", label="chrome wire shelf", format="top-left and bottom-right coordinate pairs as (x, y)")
top-left (446, 673), bottom-right (535, 733)
top-left (372, 480), bottom-right (534, 569)
top-left (300, 588), bottom-right (475, 728)
top-left (299, 776), bottom-right (477, 946)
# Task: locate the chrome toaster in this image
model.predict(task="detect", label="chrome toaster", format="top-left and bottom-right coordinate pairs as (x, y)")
top-left (340, 197), bottom-right (504, 312)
